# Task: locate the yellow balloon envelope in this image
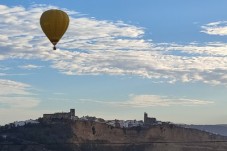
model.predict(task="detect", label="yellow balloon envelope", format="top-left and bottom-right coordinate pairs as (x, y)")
top-left (40, 9), bottom-right (69, 50)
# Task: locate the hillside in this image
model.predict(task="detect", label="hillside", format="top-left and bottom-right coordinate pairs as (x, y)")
top-left (1, 119), bottom-right (227, 151)
top-left (181, 124), bottom-right (227, 136)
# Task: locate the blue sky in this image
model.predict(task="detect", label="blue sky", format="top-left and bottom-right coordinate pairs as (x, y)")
top-left (0, 0), bottom-right (227, 125)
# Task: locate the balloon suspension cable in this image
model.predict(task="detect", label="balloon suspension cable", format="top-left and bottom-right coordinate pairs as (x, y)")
top-left (53, 45), bottom-right (56, 50)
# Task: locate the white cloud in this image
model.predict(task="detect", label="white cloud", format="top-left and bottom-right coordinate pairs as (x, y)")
top-left (0, 79), bottom-right (40, 108)
top-left (201, 21), bottom-right (227, 36)
top-left (0, 5), bottom-right (227, 85)
top-left (0, 73), bottom-right (29, 76)
top-left (19, 64), bottom-right (43, 70)
top-left (79, 94), bottom-right (214, 107)
top-left (123, 95), bottom-right (213, 107)
top-left (0, 79), bottom-right (30, 95)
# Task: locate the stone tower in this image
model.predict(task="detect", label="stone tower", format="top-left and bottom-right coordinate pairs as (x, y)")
top-left (70, 109), bottom-right (75, 117)
top-left (144, 112), bottom-right (148, 123)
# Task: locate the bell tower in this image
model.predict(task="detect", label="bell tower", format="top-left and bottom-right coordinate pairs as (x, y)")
top-left (144, 112), bottom-right (148, 124)
top-left (70, 109), bottom-right (75, 117)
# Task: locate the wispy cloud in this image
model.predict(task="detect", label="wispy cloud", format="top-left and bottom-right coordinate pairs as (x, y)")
top-left (79, 94), bottom-right (214, 107)
top-left (0, 65), bottom-right (10, 71)
top-left (123, 95), bottom-right (214, 107)
top-left (52, 92), bottom-right (66, 95)
top-left (0, 79), bottom-right (40, 108)
top-left (19, 64), bottom-right (43, 70)
top-left (0, 5), bottom-right (227, 85)
top-left (0, 96), bottom-right (39, 108)
top-left (0, 73), bottom-right (29, 76)
top-left (0, 73), bottom-right (7, 76)
top-left (201, 21), bottom-right (227, 36)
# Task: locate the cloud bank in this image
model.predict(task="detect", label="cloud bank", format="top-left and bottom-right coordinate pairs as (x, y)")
top-left (0, 5), bottom-right (227, 85)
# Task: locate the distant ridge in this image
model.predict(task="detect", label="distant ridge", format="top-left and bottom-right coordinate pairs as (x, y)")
top-left (182, 124), bottom-right (227, 136)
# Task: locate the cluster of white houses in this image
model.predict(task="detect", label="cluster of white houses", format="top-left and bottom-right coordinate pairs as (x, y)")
top-left (106, 120), bottom-right (143, 128)
top-left (105, 112), bottom-right (161, 128)
top-left (10, 109), bottom-right (161, 128)
top-left (14, 119), bottom-right (39, 127)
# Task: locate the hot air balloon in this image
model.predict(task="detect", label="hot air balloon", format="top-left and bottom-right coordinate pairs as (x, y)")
top-left (40, 9), bottom-right (69, 50)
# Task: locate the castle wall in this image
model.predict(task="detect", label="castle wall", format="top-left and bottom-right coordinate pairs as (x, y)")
top-left (43, 109), bottom-right (75, 120)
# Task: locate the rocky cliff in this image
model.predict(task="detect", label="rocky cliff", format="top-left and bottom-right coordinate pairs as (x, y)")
top-left (1, 120), bottom-right (227, 151)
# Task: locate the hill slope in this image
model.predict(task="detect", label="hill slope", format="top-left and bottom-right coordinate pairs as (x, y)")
top-left (182, 124), bottom-right (227, 136)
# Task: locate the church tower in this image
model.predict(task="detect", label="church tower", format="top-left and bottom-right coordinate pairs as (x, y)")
top-left (144, 112), bottom-right (148, 124)
top-left (70, 109), bottom-right (75, 117)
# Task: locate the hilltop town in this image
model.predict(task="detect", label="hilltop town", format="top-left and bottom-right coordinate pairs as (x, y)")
top-left (1, 109), bottom-right (168, 130)
top-left (1, 109), bottom-right (227, 151)
top-left (43, 109), bottom-right (163, 128)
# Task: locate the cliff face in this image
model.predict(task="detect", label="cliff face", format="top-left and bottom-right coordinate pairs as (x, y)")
top-left (71, 121), bottom-right (227, 151)
top-left (73, 121), bottom-right (221, 142)
top-left (1, 120), bottom-right (227, 151)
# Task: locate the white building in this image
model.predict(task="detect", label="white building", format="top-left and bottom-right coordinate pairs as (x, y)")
top-left (124, 120), bottom-right (143, 128)
top-left (106, 120), bottom-right (143, 128)
top-left (14, 119), bottom-right (39, 127)
top-left (14, 121), bottom-right (26, 127)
